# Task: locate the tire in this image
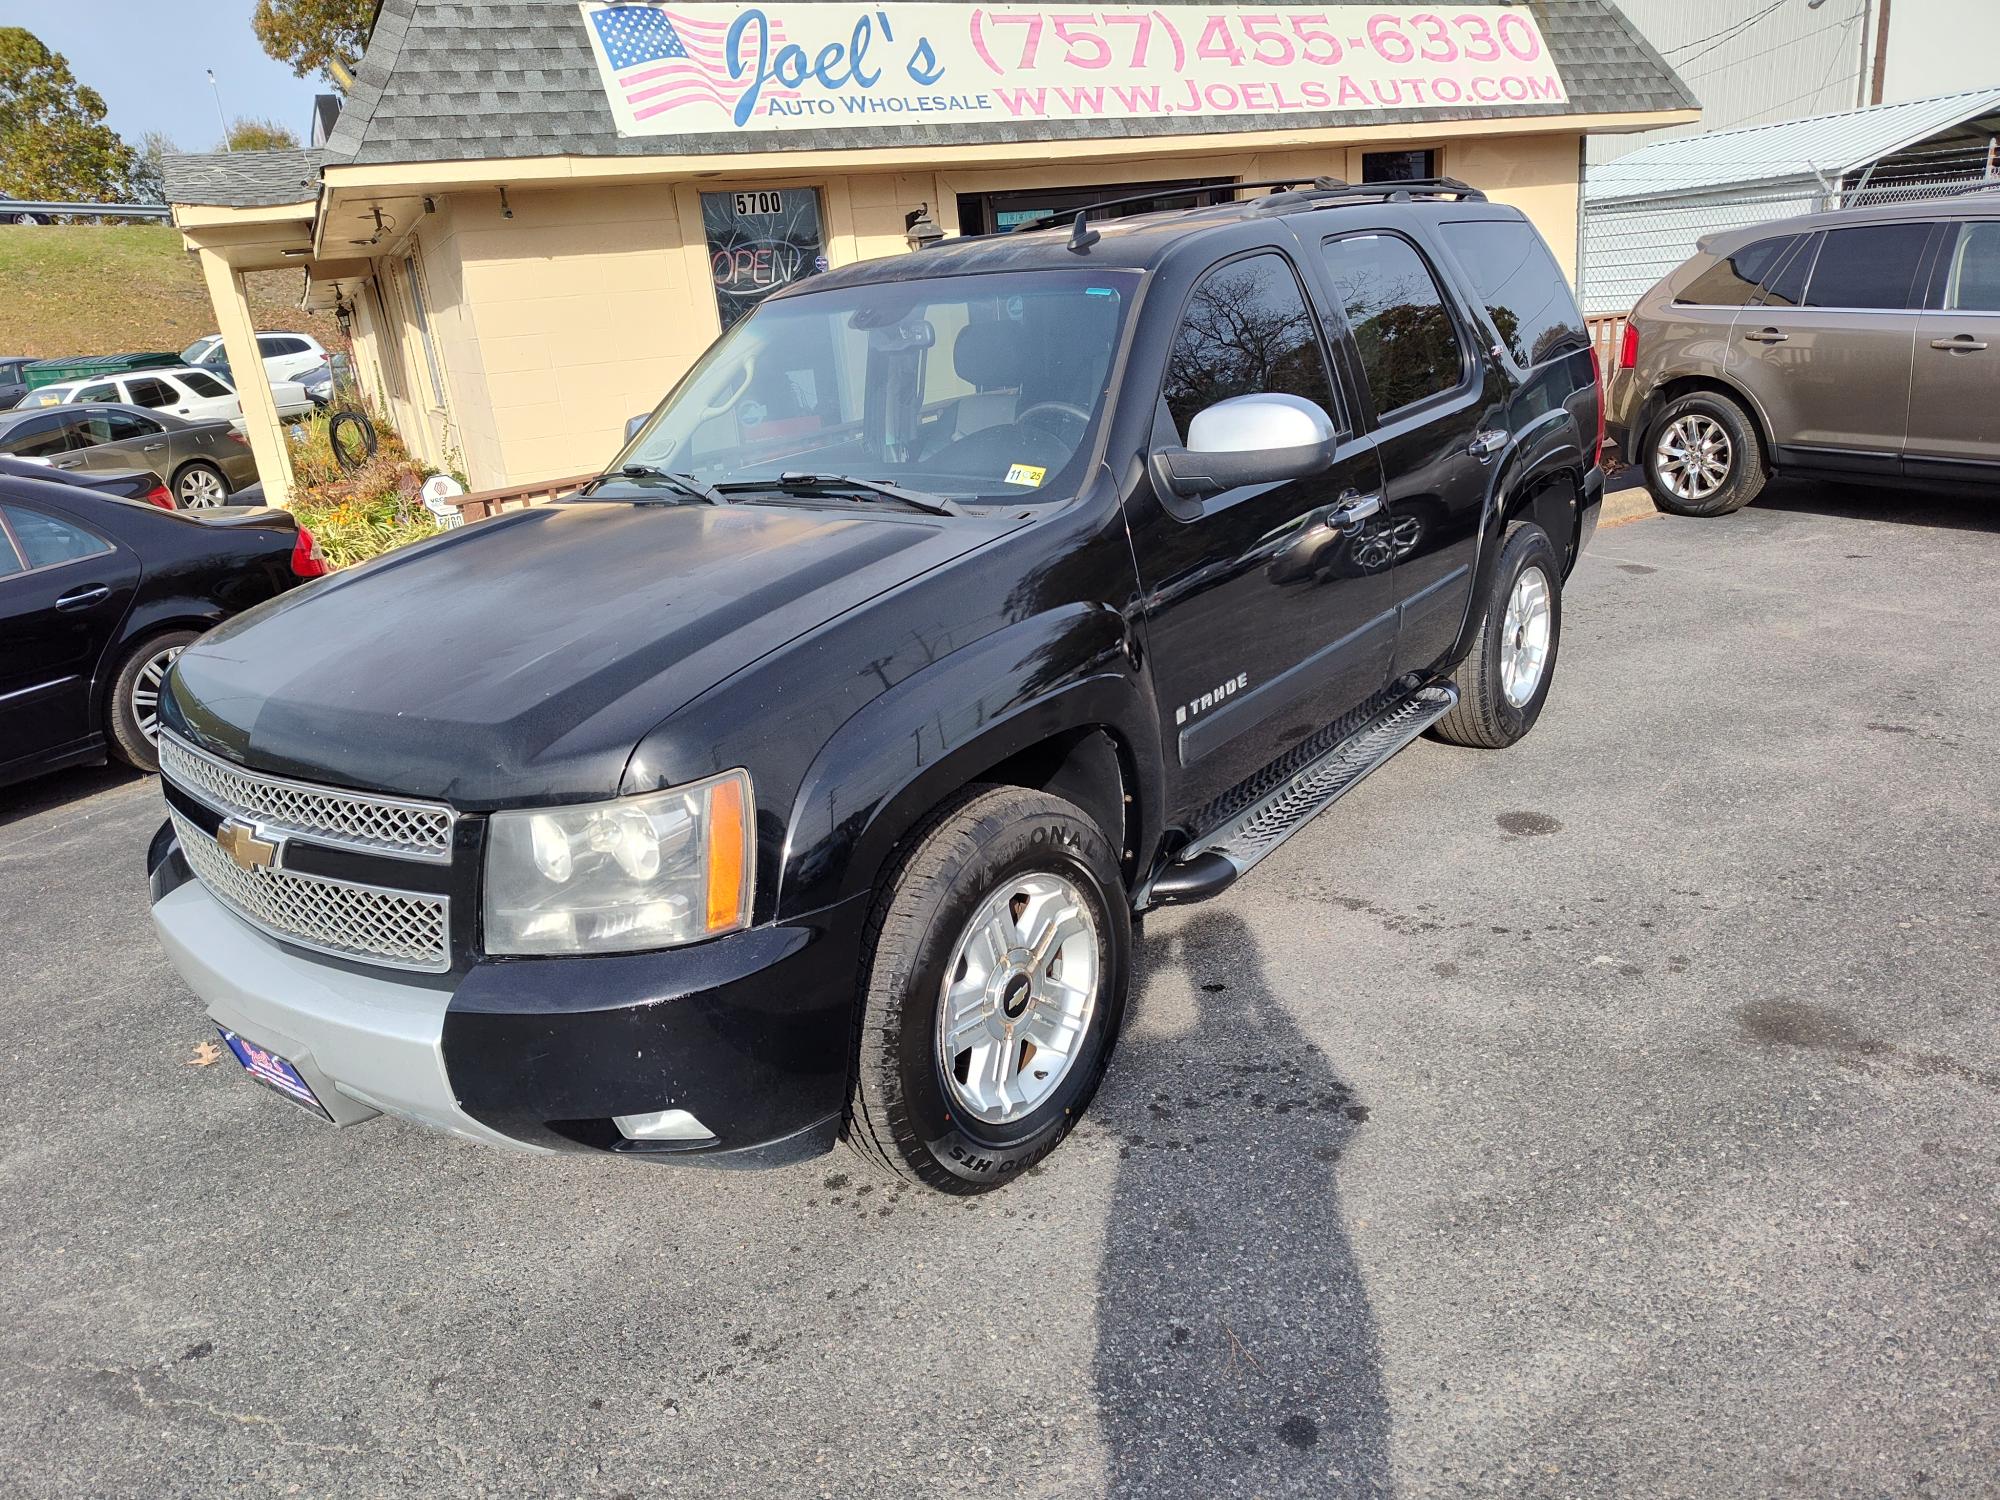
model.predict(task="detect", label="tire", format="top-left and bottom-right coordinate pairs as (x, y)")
top-left (845, 785), bottom-right (1131, 1193)
top-left (173, 461), bottom-right (230, 509)
top-left (1432, 521), bottom-right (1562, 750)
top-left (107, 630), bottom-right (199, 771)
top-left (1643, 392), bottom-right (1766, 517)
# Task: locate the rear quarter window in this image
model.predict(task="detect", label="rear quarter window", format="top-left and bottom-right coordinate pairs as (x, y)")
top-left (1675, 236), bottom-right (1799, 308)
top-left (1439, 219), bottom-right (1587, 368)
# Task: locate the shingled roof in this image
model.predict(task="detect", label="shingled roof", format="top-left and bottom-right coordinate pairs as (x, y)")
top-left (314, 0), bottom-right (1693, 166)
top-left (162, 148), bottom-right (325, 209)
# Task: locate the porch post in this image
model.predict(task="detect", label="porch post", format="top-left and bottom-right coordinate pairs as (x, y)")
top-left (196, 247), bottom-right (297, 508)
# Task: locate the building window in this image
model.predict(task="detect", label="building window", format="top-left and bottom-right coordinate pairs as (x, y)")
top-left (1361, 149), bottom-right (1438, 184)
top-left (403, 252), bottom-right (449, 409)
top-left (701, 189), bottom-right (827, 332)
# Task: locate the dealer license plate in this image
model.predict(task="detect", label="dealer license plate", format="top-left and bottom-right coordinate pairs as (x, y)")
top-left (217, 1028), bottom-right (333, 1122)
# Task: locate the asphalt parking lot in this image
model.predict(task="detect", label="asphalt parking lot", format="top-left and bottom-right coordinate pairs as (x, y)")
top-left (2, 481), bottom-right (1995, 1499)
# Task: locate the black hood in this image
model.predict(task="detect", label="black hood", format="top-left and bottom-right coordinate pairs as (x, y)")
top-left (166, 499), bottom-right (1008, 806)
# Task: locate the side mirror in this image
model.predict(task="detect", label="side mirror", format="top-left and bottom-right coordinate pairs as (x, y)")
top-left (1153, 393), bottom-right (1339, 501)
top-left (625, 412), bottom-right (651, 443)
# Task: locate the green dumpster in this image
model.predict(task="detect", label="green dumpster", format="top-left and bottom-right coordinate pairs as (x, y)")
top-left (22, 352), bottom-right (181, 389)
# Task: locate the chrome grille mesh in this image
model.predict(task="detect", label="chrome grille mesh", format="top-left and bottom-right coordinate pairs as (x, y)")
top-left (168, 805), bottom-right (450, 973)
top-left (158, 732), bottom-right (453, 862)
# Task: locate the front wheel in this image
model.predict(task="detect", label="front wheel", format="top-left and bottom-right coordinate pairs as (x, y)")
top-left (846, 786), bottom-right (1130, 1193)
top-left (1432, 521), bottom-right (1562, 750)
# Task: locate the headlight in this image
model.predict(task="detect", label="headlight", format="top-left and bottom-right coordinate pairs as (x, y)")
top-left (484, 769), bottom-right (753, 955)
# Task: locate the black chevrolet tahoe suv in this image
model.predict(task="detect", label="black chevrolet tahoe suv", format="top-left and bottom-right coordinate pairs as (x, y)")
top-left (149, 178), bottom-right (1602, 1192)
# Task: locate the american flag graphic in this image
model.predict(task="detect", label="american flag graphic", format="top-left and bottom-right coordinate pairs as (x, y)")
top-left (589, 5), bottom-right (796, 121)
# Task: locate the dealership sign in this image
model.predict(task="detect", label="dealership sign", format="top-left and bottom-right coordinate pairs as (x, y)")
top-left (580, 4), bottom-right (1566, 135)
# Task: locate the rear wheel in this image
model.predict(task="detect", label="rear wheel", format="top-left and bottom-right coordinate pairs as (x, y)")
top-left (173, 461), bottom-right (230, 509)
top-left (107, 630), bottom-right (198, 771)
top-left (846, 786), bottom-right (1130, 1193)
top-left (1432, 521), bottom-right (1562, 750)
top-left (1644, 392), bottom-right (1765, 517)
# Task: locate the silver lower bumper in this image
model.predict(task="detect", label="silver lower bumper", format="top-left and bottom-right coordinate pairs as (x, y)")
top-left (152, 880), bottom-right (546, 1153)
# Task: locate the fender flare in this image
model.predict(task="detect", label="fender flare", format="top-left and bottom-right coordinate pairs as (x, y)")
top-left (1446, 432), bottom-right (1586, 667)
top-left (776, 602), bottom-right (1161, 920)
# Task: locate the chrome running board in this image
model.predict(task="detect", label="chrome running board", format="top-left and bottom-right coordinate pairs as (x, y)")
top-left (1145, 684), bottom-right (1458, 908)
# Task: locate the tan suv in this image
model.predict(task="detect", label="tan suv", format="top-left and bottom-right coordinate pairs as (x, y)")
top-left (1606, 191), bottom-right (2000, 516)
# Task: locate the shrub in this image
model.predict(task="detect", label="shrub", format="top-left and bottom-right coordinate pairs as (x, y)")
top-left (288, 408), bottom-right (445, 568)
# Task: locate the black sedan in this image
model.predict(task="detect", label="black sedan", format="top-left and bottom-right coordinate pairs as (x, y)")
top-left (0, 454), bottom-right (173, 508)
top-left (0, 468), bottom-right (327, 788)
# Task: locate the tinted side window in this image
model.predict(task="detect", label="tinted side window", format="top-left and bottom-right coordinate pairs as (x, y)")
top-left (1676, 236), bottom-right (1797, 307)
top-left (1163, 253), bottom-right (1339, 440)
top-left (2, 414), bottom-right (75, 458)
top-left (0, 524), bottom-right (21, 577)
top-left (1804, 223), bottom-right (1931, 310)
top-left (98, 411), bottom-right (161, 441)
top-left (126, 378), bottom-right (176, 408)
top-left (1757, 233), bottom-right (1821, 309)
top-left (1320, 232), bottom-right (1464, 415)
top-left (76, 381), bottom-right (118, 403)
top-left (1946, 222), bottom-right (2000, 312)
top-left (2, 505), bottom-right (112, 570)
top-left (181, 370), bottom-right (231, 398)
top-left (257, 336), bottom-right (285, 355)
top-left (1439, 219), bottom-right (1586, 368)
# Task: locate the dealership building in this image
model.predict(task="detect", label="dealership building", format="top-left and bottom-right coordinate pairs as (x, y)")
top-left (165, 0), bottom-right (1692, 504)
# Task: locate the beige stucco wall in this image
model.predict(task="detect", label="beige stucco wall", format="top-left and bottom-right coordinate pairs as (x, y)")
top-left (344, 128), bottom-right (1584, 488)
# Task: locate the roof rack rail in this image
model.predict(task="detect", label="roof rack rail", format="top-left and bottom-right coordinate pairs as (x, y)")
top-left (1006, 174), bottom-right (1488, 246)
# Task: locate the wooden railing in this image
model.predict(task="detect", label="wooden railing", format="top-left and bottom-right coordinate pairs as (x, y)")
top-left (447, 473), bottom-right (596, 522)
top-left (1586, 313), bottom-right (1628, 372)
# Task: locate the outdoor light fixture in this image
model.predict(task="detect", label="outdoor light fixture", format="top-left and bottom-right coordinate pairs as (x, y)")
top-left (904, 203), bottom-right (944, 250)
top-left (499, 186), bottom-right (514, 220)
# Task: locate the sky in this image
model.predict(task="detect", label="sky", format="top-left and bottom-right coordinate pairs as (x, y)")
top-left (0, 0), bottom-right (326, 154)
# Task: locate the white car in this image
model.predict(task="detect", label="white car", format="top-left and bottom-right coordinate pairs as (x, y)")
top-left (35, 367), bottom-right (314, 431)
top-left (181, 332), bottom-right (328, 385)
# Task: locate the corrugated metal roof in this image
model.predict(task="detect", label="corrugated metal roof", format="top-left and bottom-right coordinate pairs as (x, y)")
top-left (1586, 85), bottom-right (2000, 203)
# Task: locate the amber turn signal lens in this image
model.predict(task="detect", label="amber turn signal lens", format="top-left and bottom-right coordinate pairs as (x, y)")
top-left (704, 774), bottom-right (748, 933)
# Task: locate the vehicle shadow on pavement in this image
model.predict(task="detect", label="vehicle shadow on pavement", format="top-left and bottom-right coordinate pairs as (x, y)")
top-left (0, 763), bottom-right (145, 830)
top-left (1752, 479), bottom-right (2000, 534)
top-left (1092, 908), bottom-right (1393, 1499)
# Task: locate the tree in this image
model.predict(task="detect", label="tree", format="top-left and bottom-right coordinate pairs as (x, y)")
top-left (222, 117), bottom-right (300, 152)
top-left (127, 130), bottom-right (178, 205)
top-left (252, 0), bottom-right (375, 88)
top-left (0, 28), bottom-right (136, 203)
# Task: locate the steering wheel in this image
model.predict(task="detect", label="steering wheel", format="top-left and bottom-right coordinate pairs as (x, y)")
top-left (1016, 400), bottom-right (1092, 438)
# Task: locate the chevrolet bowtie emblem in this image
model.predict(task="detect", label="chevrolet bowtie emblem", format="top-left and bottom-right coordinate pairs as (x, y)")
top-left (215, 818), bottom-right (281, 872)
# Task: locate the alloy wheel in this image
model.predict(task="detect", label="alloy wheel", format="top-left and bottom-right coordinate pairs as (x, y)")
top-left (1654, 415), bottom-right (1733, 501)
top-left (130, 645), bottom-right (184, 745)
top-left (935, 872), bottom-right (1101, 1125)
top-left (1500, 565), bottom-right (1552, 708)
top-left (178, 468), bottom-right (226, 508)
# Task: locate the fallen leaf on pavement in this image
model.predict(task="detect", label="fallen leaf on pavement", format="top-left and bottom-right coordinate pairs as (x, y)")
top-left (185, 1040), bottom-right (223, 1068)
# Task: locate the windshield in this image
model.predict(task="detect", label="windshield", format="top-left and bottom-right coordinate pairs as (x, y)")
top-left (616, 269), bottom-right (1136, 505)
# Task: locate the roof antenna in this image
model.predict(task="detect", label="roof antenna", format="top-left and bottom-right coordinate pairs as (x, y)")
top-left (1067, 207), bottom-right (1100, 254)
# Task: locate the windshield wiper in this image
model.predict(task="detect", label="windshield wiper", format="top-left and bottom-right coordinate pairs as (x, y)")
top-left (718, 472), bottom-right (968, 518)
top-left (611, 464), bottom-right (728, 505)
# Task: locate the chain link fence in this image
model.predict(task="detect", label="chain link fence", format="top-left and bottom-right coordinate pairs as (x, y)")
top-left (1581, 142), bottom-right (2000, 317)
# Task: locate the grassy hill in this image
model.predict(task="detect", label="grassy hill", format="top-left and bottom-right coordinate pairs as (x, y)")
top-left (0, 224), bottom-right (343, 362)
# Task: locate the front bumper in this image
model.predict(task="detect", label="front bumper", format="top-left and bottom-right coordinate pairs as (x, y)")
top-left (150, 825), bottom-right (860, 1165)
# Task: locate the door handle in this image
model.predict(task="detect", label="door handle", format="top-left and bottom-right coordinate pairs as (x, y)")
top-left (141, 442), bottom-right (165, 452)
top-left (1468, 430), bottom-right (1508, 460)
top-left (1742, 328), bottom-right (1789, 344)
top-left (55, 585), bottom-right (110, 611)
top-left (1330, 491), bottom-right (1382, 528)
top-left (1931, 335), bottom-right (1989, 351)
top-left (51, 457), bottom-right (83, 469)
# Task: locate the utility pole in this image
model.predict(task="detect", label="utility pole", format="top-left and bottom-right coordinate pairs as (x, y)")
top-left (208, 69), bottom-right (231, 151)
top-left (1868, 0), bottom-right (1892, 105)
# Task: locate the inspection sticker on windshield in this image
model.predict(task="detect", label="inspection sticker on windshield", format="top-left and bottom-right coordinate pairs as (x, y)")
top-left (1004, 464), bottom-right (1047, 488)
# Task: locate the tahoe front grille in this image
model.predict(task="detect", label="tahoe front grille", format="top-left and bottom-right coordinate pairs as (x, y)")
top-left (167, 805), bottom-right (451, 973)
top-left (158, 732), bottom-right (454, 862)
